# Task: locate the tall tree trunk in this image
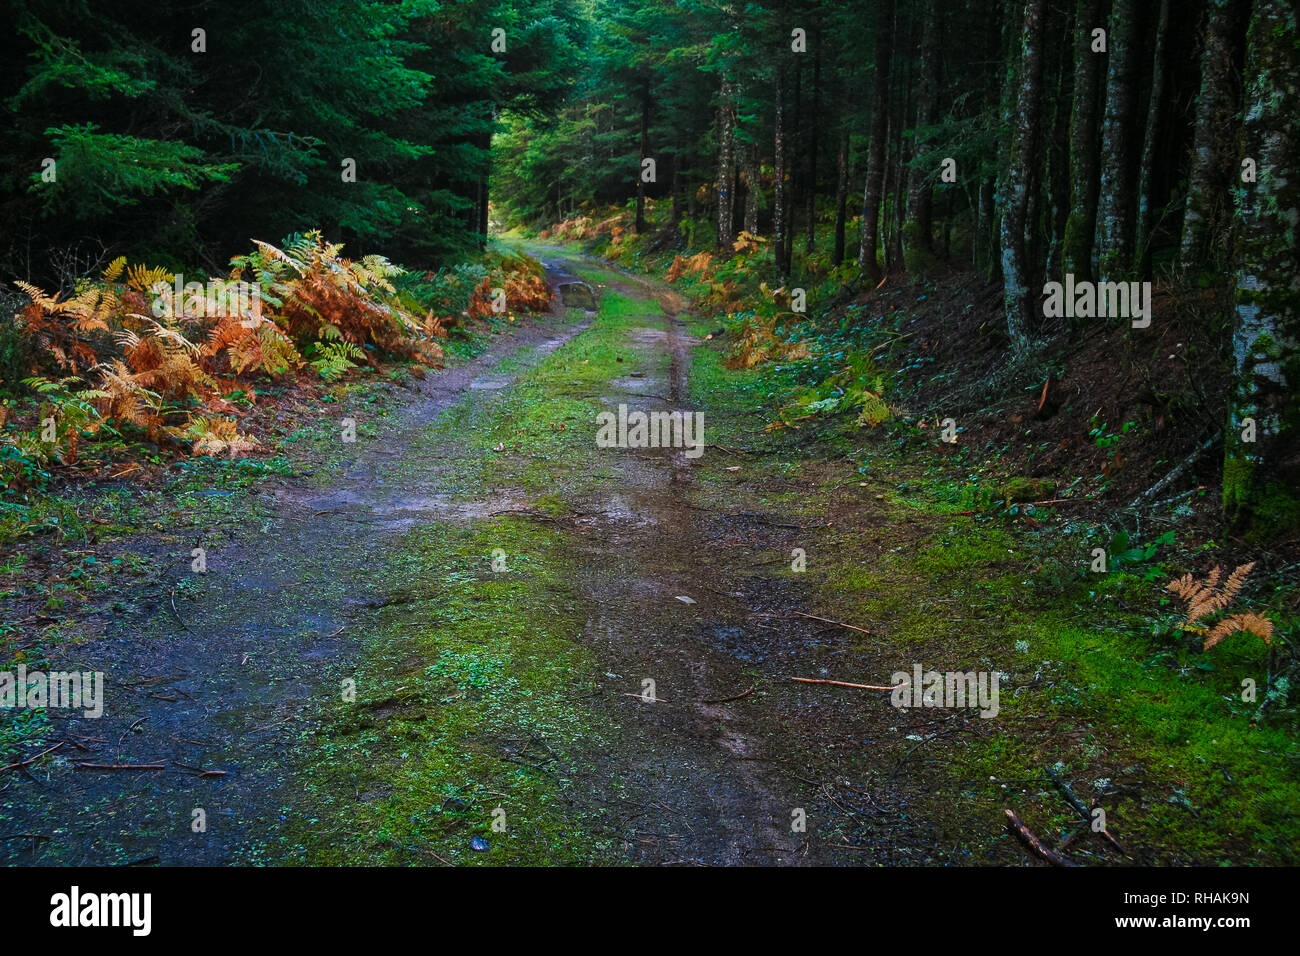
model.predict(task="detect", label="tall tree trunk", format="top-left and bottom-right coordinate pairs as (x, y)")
top-left (1095, 0), bottom-right (1142, 279)
top-left (1224, 0), bottom-right (1300, 536)
top-left (978, 178), bottom-right (996, 278)
top-left (743, 143), bottom-right (760, 236)
top-left (858, 0), bottom-right (894, 279)
top-left (475, 123), bottom-right (491, 250)
top-left (832, 120), bottom-right (850, 266)
top-left (1063, 0), bottom-right (1105, 281)
top-left (804, 34), bottom-right (821, 254)
top-left (670, 153), bottom-right (682, 236)
top-left (889, 87), bottom-right (908, 270)
top-left (998, 0), bottom-right (1048, 353)
top-left (904, 0), bottom-right (939, 272)
top-left (786, 61), bottom-right (801, 270)
top-left (1135, 0), bottom-right (1170, 276)
top-left (636, 79), bottom-right (650, 234)
top-left (1044, 2), bottom-right (1073, 283)
top-left (774, 64), bottom-right (791, 277)
top-left (715, 73), bottom-right (736, 250)
top-left (1180, 0), bottom-right (1244, 274)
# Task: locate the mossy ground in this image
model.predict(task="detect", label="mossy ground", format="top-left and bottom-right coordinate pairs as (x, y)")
top-left (4, 245), bottom-right (1295, 865)
top-left (676, 305), bottom-right (1298, 864)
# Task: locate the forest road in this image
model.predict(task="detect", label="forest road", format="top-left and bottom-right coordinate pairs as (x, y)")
top-left (5, 245), bottom-right (948, 866)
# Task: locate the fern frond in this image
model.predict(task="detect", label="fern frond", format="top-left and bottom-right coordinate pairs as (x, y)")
top-left (1204, 612), bottom-right (1274, 651)
top-left (102, 257), bottom-right (128, 282)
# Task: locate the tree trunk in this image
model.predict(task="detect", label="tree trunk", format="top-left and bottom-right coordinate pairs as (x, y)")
top-left (743, 143), bottom-right (760, 236)
top-left (1043, 2), bottom-right (1073, 283)
top-left (1063, 0), bottom-right (1105, 281)
top-left (978, 178), bottom-right (996, 278)
top-left (774, 64), bottom-right (791, 278)
top-left (670, 153), bottom-right (681, 233)
top-left (1180, 0), bottom-right (1244, 274)
top-left (804, 35), bottom-right (821, 255)
top-left (1095, 0), bottom-right (1142, 279)
top-left (832, 120), bottom-right (850, 267)
top-left (858, 0), bottom-right (894, 279)
top-left (998, 0), bottom-right (1048, 353)
top-left (1224, 0), bottom-right (1300, 537)
top-left (636, 79), bottom-right (650, 234)
top-left (904, 0), bottom-right (939, 273)
top-left (1134, 0), bottom-right (1170, 276)
top-left (715, 73), bottom-right (736, 250)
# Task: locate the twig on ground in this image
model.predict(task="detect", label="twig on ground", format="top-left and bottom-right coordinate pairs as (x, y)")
top-left (1005, 809), bottom-right (1079, 867)
top-left (118, 717), bottom-right (148, 745)
top-left (789, 677), bottom-right (902, 691)
top-left (74, 763), bottom-right (165, 771)
top-left (1046, 765), bottom-right (1133, 859)
top-left (1, 743), bottom-right (63, 773)
top-left (791, 611), bottom-right (875, 635)
top-left (1045, 765), bottom-right (1092, 820)
top-left (698, 685), bottom-right (755, 705)
top-left (1129, 433), bottom-right (1219, 509)
top-left (168, 587), bottom-right (191, 632)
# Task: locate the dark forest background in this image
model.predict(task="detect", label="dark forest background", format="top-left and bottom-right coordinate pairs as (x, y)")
top-left (0, 0), bottom-right (1295, 532)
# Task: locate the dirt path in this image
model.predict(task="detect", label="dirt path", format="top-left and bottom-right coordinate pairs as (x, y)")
top-left (3, 284), bottom-right (598, 865)
top-left (6, 246), bottom-right (944, 866)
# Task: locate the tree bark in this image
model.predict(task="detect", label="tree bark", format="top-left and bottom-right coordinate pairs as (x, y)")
top-left (804, 33), bottom-right (821, 254)
top-left (904, 0), bottom-right (939, 272)
top-left (1135, 0), bottom-right (1170, 276)
top-left (1180, 0), bottom-right (1244, 274)
top-left (636, 79), bottom-right (650, 234)
top-left (858, 0), bottom-right (894, 279)
top-left (1095, 0), bottom-right (1142, 279)
top-left (1224, 0), bottom-right (1300, 536)
top-left (1044, 2), bottom-right (1073, 283)
top-left (774, 63), bottom-right (791, 277)
top-left (743, 142), bottom-right (760, 236)
top-left (832, 120), bottom-right (850, 267)
top-left (715, 73), bottom-right (737, 250)
top-left (1063, 0), bottom-right (1105, 281)
top-left (998, 0), bottom-right (1048, 353)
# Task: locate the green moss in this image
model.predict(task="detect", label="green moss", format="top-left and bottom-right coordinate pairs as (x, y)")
top-left (1000, 477), bottom-right (1056, 505)
top-left (275, 519), bottom-right (624, 866)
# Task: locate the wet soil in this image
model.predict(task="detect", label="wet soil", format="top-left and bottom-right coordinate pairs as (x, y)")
top-left (2, 249), bottom-right (974, 866)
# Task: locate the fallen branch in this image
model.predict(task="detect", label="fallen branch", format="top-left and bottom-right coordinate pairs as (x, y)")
top-left (1045, 765), bottom-right (1092, 820)
top-left (1, 743), bottom-right (63, 773)
top-left (1046, 765), bottom-right (1133, 859)
top-left (789, 677), bottom-right (903, 691)
top-left (791, 611), bottom-right (874, 635)
top-left (118, 716), bottom-right (148, 745)
top-left (1130, 434), bottom-right (1219, 509)
top-left (74, 763), bottom-right (165, 771)
top-left (1005, 809), bottom-right (1079, 867)
top-left (698, 685), bottom-right (755, 705)
top-left (168, 587), bottom-right (191, 632)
